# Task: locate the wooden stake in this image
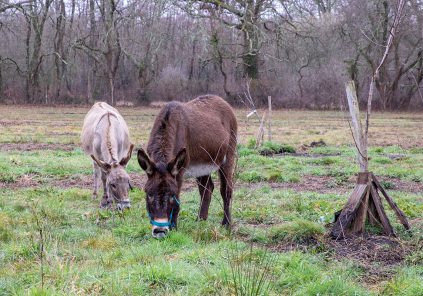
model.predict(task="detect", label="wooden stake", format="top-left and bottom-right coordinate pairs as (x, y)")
top-left (372, 174), bottom-right (411, 230)
top-left (267, 96), bottom-right (272, 142)
top-left (255, 112), bottom-right (266, 148)
top-left (367, 196), bottom-right (381, 226)
top-left (345, 81), bottom-right (367, 171)
top-left (331, 176), bottom-right (368, 239)
top-left (369, 185), bottom-right (395, 236)
top-left (350, 183), bottom-right (370, 233)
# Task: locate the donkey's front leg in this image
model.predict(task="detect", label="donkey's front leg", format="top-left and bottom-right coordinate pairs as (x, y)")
top-left (92, 161), bottom-right (101, 200)
top-left (99, 171), bottom-right (111, 209)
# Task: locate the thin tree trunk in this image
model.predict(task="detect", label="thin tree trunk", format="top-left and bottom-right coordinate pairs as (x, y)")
top-left (242, 0), bottom-right (260, 80)
top-left (53, 0), bottom-right (66, 101)
top-left (242, 25), bottom-right (259, 80)
top-left (87, 0), bottom-right (97, 103)
top-left (0, 63), bottom-right (3, 103)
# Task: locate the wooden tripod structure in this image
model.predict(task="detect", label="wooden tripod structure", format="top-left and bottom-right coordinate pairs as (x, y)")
top-left (331, 172), bottom-right (410, 239)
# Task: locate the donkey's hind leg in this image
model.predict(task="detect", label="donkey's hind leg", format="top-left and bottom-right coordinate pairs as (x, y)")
top-left (197, 175), bottom-right (214, 220)
top-left (219, 162), bottom-right (234, 227)
top-left (219, 130), bottom-right (237, 227)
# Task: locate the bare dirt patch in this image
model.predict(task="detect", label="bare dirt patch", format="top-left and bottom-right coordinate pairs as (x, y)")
top-left (266, 237), bottom-right (324, 253)
top-left (378, 176), bottom-right (423, 194)
top-left (325, 234), bottom-right (410, 286)
top-left (0, 120), bottom-right (31, 126)
top-left (2, 173), bottom-right (421, 196)
top-left (238, 175), bottom-right (352, 194)
top-left (0, 174), bottom-right (40, 189)
top-left (327, 234), bottom-right (407, 266)
top-left (256, 230), bottom-right (412, 287)
top-left (0, 172), bottom-right (200, 192)
top-left (273, 152), bottom-right (341, 158)
top-left (237, 174), bottom-right (423, 195)
top-left (0, 143), bottom-right (77, 151)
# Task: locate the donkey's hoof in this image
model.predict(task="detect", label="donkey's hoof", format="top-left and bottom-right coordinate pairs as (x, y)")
top-left (221, 219), bottom-right (231, 228)
top-left (100, 198), bottom-right (112, 209)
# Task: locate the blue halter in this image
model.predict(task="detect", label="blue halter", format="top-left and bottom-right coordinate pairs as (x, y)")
top-left (148, 195), bottom-right (180, 228)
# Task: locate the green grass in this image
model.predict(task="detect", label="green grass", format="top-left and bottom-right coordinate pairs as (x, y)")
top-left (235, 144), bottom-right (423, 184)
top-left (2, 180), bottom-right (418, 295)
top-left (0, 182), bottom-right (381, 295)
top-left (0, 107), bottom-right (422, 295)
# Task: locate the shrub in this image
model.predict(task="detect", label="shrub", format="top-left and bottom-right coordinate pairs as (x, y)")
top-left (246, 138), bottom-right (257, 149)
top-left (258, 141), bottom-right (296, 156)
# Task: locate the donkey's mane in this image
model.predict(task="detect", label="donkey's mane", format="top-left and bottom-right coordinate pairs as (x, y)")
top-left (148, 102), bottom-right (182, 169)
top-left (96, 111), bottom-right (119, 164)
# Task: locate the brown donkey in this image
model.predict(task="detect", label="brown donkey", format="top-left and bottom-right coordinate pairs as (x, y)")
top-left (137, 95), bottom-right (237, 238)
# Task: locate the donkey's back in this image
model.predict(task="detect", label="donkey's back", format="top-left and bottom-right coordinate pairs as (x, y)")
top-left (81, 102), bottom-right (130, 159)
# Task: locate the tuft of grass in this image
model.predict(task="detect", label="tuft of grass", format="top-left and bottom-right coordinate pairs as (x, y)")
top-left (238, 170), bottom-right (266, 183)
top-left (238, 145), bottom-right (257, 157)
top-left (190, 221), bottom-right (229, 243)
top-left (269, 219), bottom-right (325, 244)
top-left (313, 157), bottom-right (339, 165)
top-left (373, 157), bottom-right (392, 164)
top-left (380, 180), bottom-right (396, 190)
top-left (382, 266), bottom-right (423, 296)
top-left (275, 252), bottom-right (367, 295)
top-left (236, 226), bottom-right (269, 244)
top-left (221, 245), bottom-right (274, 296)
top-left (405, 249), bottom-right (423, 265)
top-left (0, 225), bottom-right (12, 242)
top-left (81, 233), bottom-right (117, 250)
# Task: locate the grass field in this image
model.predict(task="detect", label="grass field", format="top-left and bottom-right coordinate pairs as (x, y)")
top-left (0, 105), bottom-right (422, 295)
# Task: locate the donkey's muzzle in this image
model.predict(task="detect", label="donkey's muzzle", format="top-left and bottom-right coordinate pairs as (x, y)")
top-left (152, 226), bottom-right (169, 239)
top-left (117, 199), bottom-right (131, 210)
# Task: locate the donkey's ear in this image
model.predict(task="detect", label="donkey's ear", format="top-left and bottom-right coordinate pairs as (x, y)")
top-left (137, 148), bottom-right (154, 175)
top-left (168, 148), bottom-right (186, 176)
top-left (91, 155), bottom-right (111, 173)
top-left (120, 143), bottom-right (134, 167)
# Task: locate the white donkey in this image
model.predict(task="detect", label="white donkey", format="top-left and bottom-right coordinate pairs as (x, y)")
top-left (81, 102), bottom-right (134, 210)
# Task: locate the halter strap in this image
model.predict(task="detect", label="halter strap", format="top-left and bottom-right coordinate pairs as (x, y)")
top-left (149, 195), bottom-right (180, 228)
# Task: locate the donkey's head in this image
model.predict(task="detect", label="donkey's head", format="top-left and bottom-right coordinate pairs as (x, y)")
top-left (91, 144), bottom-right (134, 210)
top-left (137, 147), bottom-right (186, 238)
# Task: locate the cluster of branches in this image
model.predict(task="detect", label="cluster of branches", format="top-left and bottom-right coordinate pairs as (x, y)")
top-left (0, 0), bottom-right (421, 110)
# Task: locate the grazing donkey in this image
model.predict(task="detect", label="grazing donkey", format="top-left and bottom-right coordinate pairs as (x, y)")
top-left (137, 95), bottom-right (237, 238)
top-left (81, 102), bottom-right (134, 210)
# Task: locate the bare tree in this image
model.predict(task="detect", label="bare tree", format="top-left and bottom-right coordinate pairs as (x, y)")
top-left (341, 0), bottom-right (423, 110)
top-left (0, 0), bottom-right (421, 109)
top-left (101, 0), bottom-right (121, 106)
top-left (176, 0), bottom-right (273, 80)
top-left (23, 0), bottom-right (53, 103)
